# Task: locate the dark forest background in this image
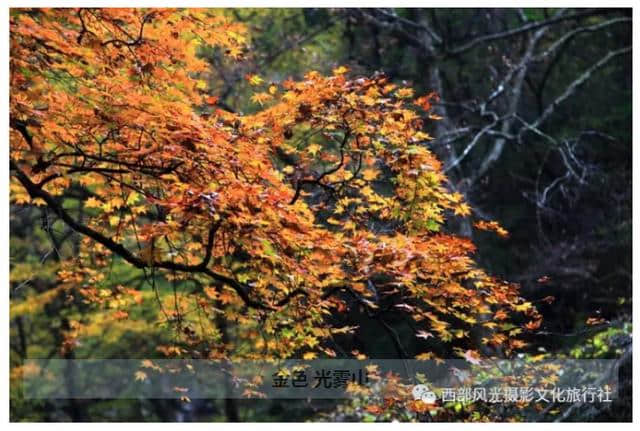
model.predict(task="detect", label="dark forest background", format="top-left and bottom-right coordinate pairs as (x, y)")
top-left (10, 8), bottom-right (632, 422)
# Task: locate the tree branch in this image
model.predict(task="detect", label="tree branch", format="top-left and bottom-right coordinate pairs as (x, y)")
top-left (527, 46), bottom-right (631, 133)
top-left (446, 9), bottom-right (614, 57)
top-left (10, 158), bottom-right (272, 311)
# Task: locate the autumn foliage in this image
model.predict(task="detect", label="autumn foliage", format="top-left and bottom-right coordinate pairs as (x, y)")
top-left (10, 8), bottom-right (540, 368)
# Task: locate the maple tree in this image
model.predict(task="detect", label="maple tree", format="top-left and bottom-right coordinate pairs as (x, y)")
top-left (10, 7), bottom-right (541, 386)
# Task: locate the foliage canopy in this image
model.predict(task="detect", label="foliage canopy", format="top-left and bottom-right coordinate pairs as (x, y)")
top-left (10, 8), bottom-right (540, 373)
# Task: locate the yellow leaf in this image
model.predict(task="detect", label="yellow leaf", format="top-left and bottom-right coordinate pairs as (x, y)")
top-left (514, 302), bottom-right (533, 312)
top-left (85, 197), bottom-right (102, 208)
top-left (126, 192), bottom-right (140, 205)
top-left (307, 144), bottom-right (321, 156)
top-left (327, 217), bottom-right (341, 225)
top-left (110, 197), bottom-right (124, 209)
top-left (332, 66), bottom-right (349, 75)
top-left (454, 203), bottom-right (471, 217)
top-left (396, 88), bottom-right (414, 98)
top-left (305, 336), bottom-right (319, 348)
top-left (251, 92), bottom-right (272, 105)
top-left (362, 168), bottom-right (379, 181)
top-left (247, 74), bottom-right (264, 86)
top-left (303, 351), bottom-right (317, 360)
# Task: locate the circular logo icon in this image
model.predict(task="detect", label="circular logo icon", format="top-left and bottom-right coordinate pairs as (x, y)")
top-left (412, 384), bottom-right (437, 403)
